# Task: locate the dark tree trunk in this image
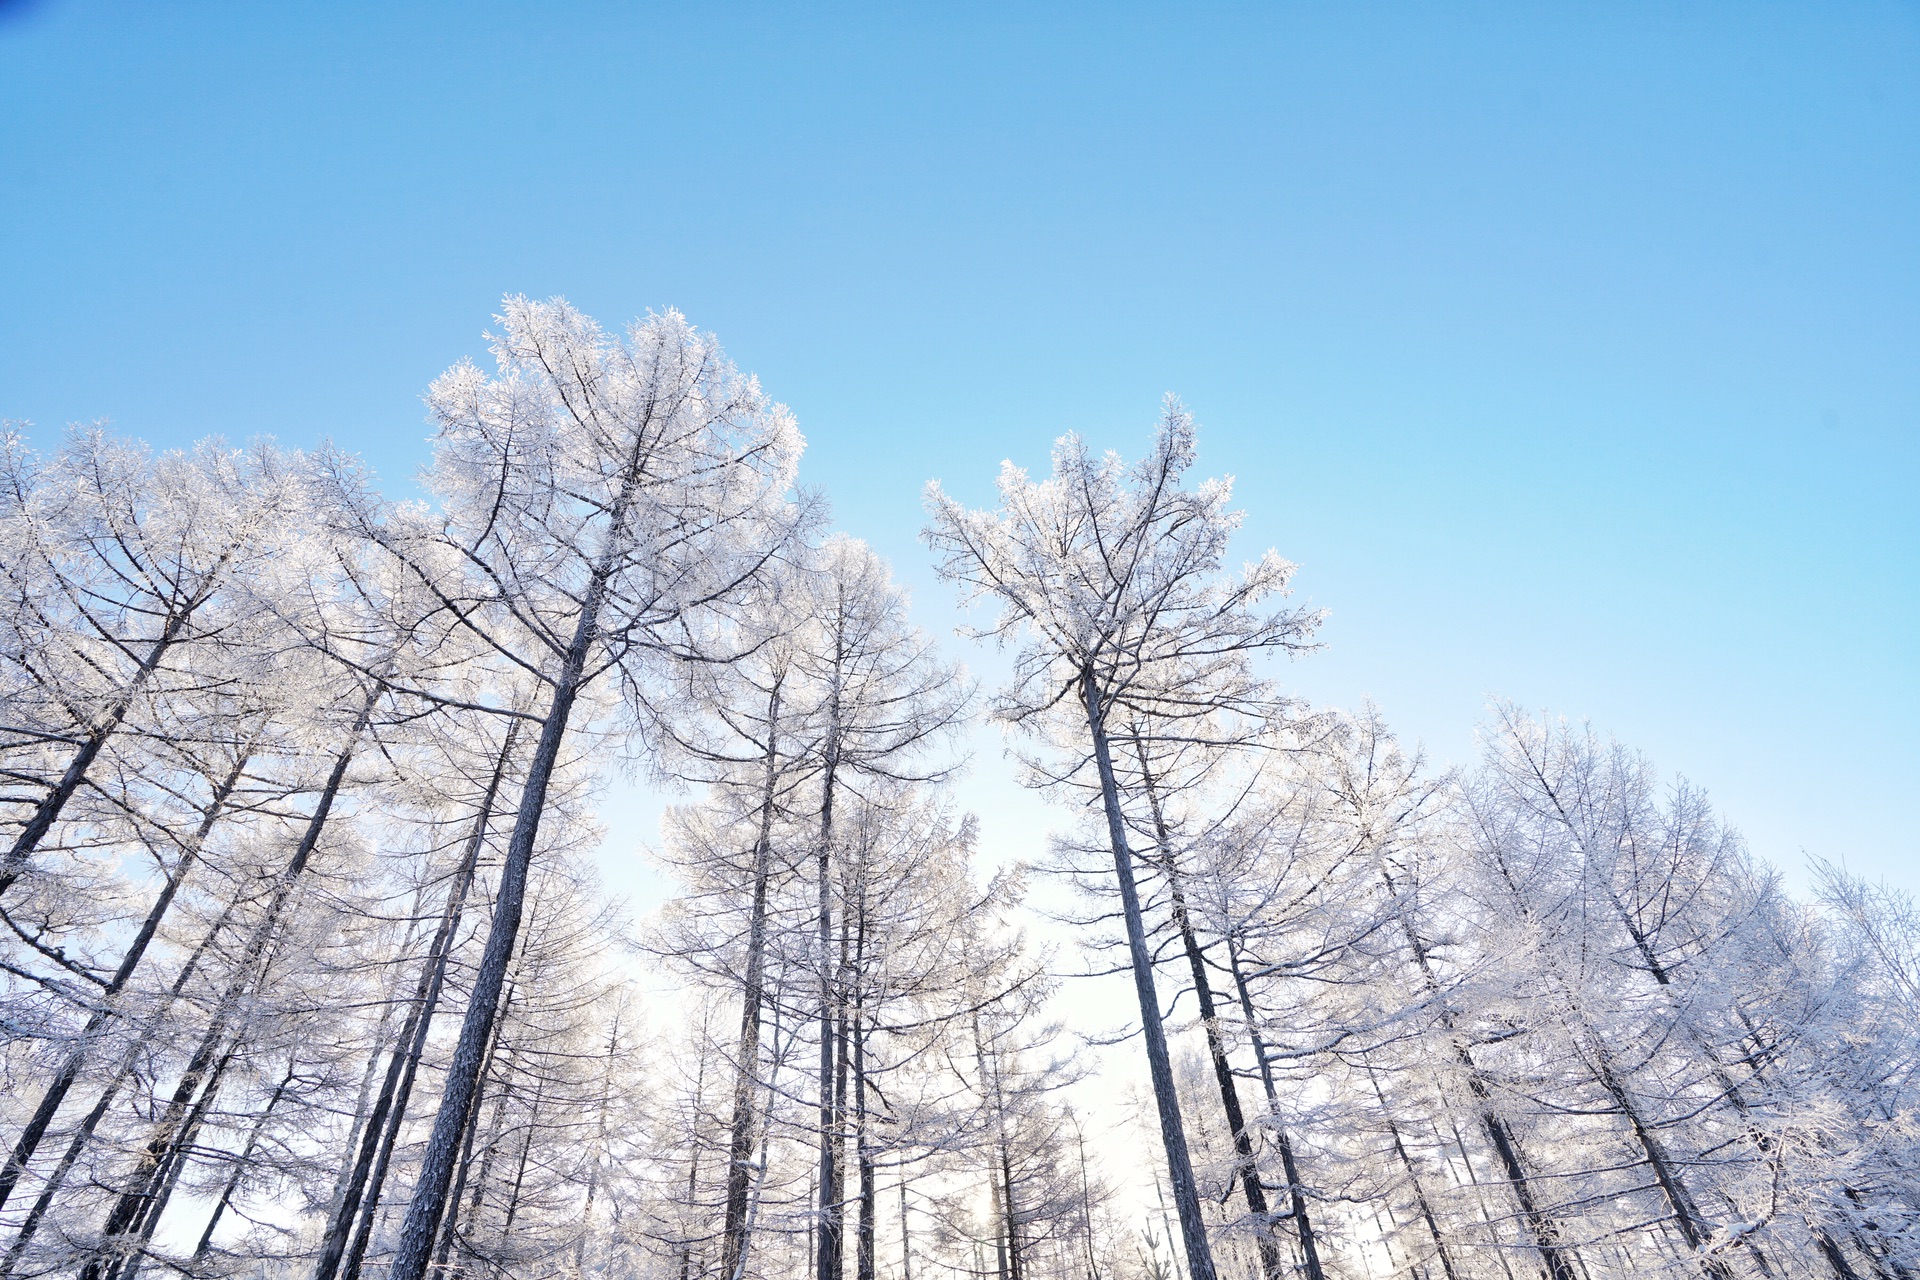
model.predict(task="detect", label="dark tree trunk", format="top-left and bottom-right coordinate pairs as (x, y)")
top-left (0, 882), bottom-right (249, 1278)
top-left (1222, 934), bottom-right (1326, 1280)
top-left (0, 751), bottom-right (250, 1214)
top-left (430, 980), bottom-right (514, 1280)
top-left (0, 596), bottom-right (208, 899)
top-left (721, 680), bottom-right (784, 1280)
top-left (1079, 670), bottom-right (1216, 1280)
top-left (191, 1060), bottom-right (298, 1264)
top-left (853, 899), bottom-right (875, 1280)
top-left (1389, 874), bottom-right (1576, 1280)
top-left (827, 923), bottom-right (852, 1280)
top-left (1586, 1047), bottom-right (1733, 1280)
top-left (317, 723), bottom-right (517, 1280)
top-left (1128, 737), bottom-right (1284, 1280)
top-left (813, 737), bottom-right (842, 1280)
top-left (899, 1174), bottom-right (913, 1280)
top-left (388, 550), bottom-right (614, 1280)
top-left (999, 1141), bottom-right (1024, 1280)
top-left (82, 687), bottom-right (379, 1280)
top-left (1621, 905), bottom-right (1846, 1280)
top-left (107, 1036), bottom-right (244, 1280)
top-left (1363, 1068), bottom-right (1460, 1280)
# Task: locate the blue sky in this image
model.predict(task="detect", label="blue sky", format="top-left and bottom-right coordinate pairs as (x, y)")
top-left (3, 2), bottom-right (1916, 890)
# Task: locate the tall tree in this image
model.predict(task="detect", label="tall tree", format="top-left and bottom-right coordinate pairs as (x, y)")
top-left (925, 398), bottom-right (1321, 1280)
top-left (339, 297), bottom-right (805, 1280)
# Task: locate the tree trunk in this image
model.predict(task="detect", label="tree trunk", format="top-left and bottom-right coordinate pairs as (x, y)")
top-left (456, 1050), bottom-right (517, 1278)
top-left (676, 1052), bottom-right (707, 1280)
top-left (828, 926), bottom-right (852, 1280)
top-left (1482, 847), bottom-right (1728, 1280)
top-left (0, 597), bottom-right (206, 899)
top-left (1586, 1045), bottom-right (1733, 1280)
top-left (81, 685), bottom-right (379, 1280)
top-left (190, 1059), bottom-right (298, 1264)
top-left (0, 880), bottom-right (249, 1278)
top-left (108, 1035), bottom-right (244, 1280)
top-left (574, 1013), bottom-right (620, 1280)
top-left (1128, 736), bottom-right (1284, 1280)
top-left (1389, 876), bottom-right (1576, 1280)
top-left (1620, 905), bottom-right (1853, 1280)
top-left (969, 980), bottom-right (1023, 1280)
top-left (899, 1174), bottom-right (913, 1280)
top-left (318, 723), bottom-right (518, 1280)
top-left (814, 734), bottom-right (843, 1280)
top-left (1078, 669), bottom-right (1216, 1280)
top-left (990, 1167), bottom-right (1010, 1280)
top-left (721, 680), bottom-right (784, 1280)
top-left (492, 1069), bottom-right (547, 1271)
top-left (999, 1140), bottom-right (1025, 1280)
top-left (1363, 1067), bottom-right (1460, 1280)
top-left (1074, 1122), bottom-right (1100, 1280)
top-left (0, 751), bottom-right (250, 1214)
top-left (388, 552), bottom-right (614, 1280)
top-left (430, 980), bottom-right (514, 1280)
top-left (853, 903), bottom-right (876, 1280)
top-left (1222, 933), bottom-right (1326, 1280)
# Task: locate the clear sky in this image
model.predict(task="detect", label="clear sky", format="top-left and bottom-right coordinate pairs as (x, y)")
top-left (3, 1), bottom-right (1916, 899)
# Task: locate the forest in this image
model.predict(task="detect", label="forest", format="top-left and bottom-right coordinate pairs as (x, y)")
top-left (0, 297), bottom-right (1913, 1280)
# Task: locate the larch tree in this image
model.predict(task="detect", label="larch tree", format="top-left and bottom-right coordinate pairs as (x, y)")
top-left (326, 296), bottom-right (806, 1280)
top-left (924, 398), bottom-right (1320, 1280)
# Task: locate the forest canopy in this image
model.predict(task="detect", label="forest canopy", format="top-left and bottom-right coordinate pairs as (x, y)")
top-left (0, 298), bottom-right (1912, 1280)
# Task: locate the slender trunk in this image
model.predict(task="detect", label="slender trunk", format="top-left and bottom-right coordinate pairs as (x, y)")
top-left (999, 1140), bottom-right (1025, 1280)
top-left (814, 737), bottom-right (842, 1280)
top-left (730, 1000), bottom-right (790, 1280)
top-left (1388, 875), bottom-right (1575, 1280)
top-left (323, 955), bottom-right (409, 1256)
top-left (1079, 670), bottom-right (1216, 1280)
top-left (1364, 1067), bottom-right (1460, 1280)
top-left (990, 1168), bottom-right (1010, 1280)
top-left (1074, 1123), bottom-right (1099, 1280)
top-left (1153, 1175), bottom-right (1185, 1280)
top-left (676, 1052), bottom-right (707, 1280)
top-left (853, 911), bottom-right (876, 1280)
top-left (1621, 905), bottom-right (1848, 1280)
top-left (970, 991), bottom-right (1020, 1280)
top-left (0, 750), bottom-right (250, 1214)
top-left (828, 925), bottom-right (852, 1280)
top-left (721, 681), bottom-right (784, 1280)
top-left (899, 1174), bottom-right (913, 1280)
top-left (493, 1071), bottom-right (547, 1259)
top-left (109, 1036), bottom-right (243, 1280)
top-left (1222, 934), bottom-right (1325, 1280)
top-left (1480, 849), bottom-right (1725, 1280)
top-left (82, 687), bottom-right (378, 1280)
top-left (1586, 1045), bottom-right (1733, 1279)
top-left (1472, 1067), bottom-right (1571, 1280)
top-left (574, 1013), bottom-right (620, 1280)
top-left (191, 1059), bottom-right (298, 1263)
top-left (389, 549), bottom-right (614, 1280)
top-left (0, 881), bottom-right (246, 1277)
top-left (458, 1051), bottom-right (517, 1277)
top-left (1128, 735), bottom-right (1283, 1280)
top-left (320, 723), bottom-right (518, 1280)
top-left (0, 600), bottom-right (204, 899)
top-left (431, 981), bottom-right (514, 1280)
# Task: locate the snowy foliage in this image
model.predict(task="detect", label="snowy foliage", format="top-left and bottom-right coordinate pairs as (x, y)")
top-left (0, 306), bottom-right (1912, 1280)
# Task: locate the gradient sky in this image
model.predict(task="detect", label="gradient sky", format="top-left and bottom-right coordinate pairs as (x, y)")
top-left (3, 2), bottom-right (1916, 904)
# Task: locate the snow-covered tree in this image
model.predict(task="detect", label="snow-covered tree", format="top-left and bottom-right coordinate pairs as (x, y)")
top-left (925, 398), bottom-right (1320, 1280)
